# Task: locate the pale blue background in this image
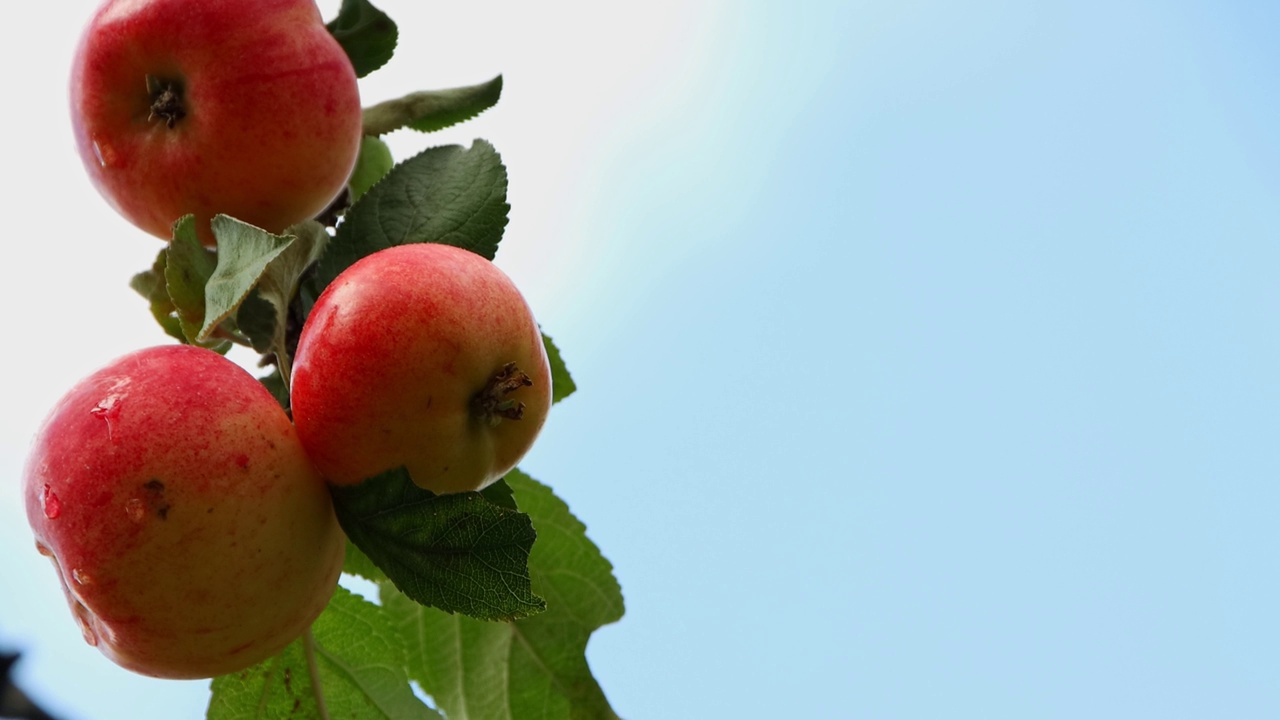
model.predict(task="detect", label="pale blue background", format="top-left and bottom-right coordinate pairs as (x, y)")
top-left (2, 1), bottom-right (1278, 718)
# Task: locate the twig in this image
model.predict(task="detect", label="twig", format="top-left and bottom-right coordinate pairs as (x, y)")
top-left (302, 628), bottom-right (331, 720)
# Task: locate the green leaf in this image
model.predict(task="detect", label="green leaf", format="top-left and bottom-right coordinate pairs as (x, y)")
top-left (543, 332), bottom-right (578, 405)
top-left (330, 468), bottom-right (545, 621)
top-left (363, 76), bottom-right (504, 136)
top-left (382, 470), bottom-right (624, 720)
top-left (132, 225), bottom-right (230, 352)
top-left (129, 249), bottom-right (185, 342)
top-left (245, 221), bottom-right (329, 382)
top-left (235, 289), bottom-right (277, 355)
top-left (305, 140), bottom-right (509, 305)
top-left (199, 216), bottom-right (295, 342)
top-left (207, 586), bottom-right (441, 720)
top-left (326, 0), bottom-right (398, 78)
top-left (349, 134), bottom-right (395, 201)
top-left (479, 478), bottom-right (519, 511)
top-left (227, 221), bottom-right (329, 385)
top-left (164, 215), bottom-right (219, 344)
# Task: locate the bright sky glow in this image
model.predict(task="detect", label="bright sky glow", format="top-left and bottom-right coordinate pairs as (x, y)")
top-left (3, 1), bottom-right (1279, 718)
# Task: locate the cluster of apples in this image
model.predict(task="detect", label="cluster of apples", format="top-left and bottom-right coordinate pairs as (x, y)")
top-left (23, 0), bottom-right (550, 679)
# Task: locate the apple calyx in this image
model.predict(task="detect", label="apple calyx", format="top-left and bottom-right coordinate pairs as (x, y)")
top-left (472, 361), bottom-right (534, 427)
top-left (145, 75), bottom-right (186, 129)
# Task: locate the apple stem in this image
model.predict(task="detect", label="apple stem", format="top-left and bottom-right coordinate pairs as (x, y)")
top-left (472, 362), bottom-right (533, 427)
top-left (303, 627), bottom-right (332, 720)
top-left (145, 75), bottom-right (186, 129)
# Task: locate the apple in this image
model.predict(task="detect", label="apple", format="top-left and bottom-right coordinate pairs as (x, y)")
top-left (69, 0), bottom-right (363, 244)
top-left (23, 345), bottom-right (344, 679)
top-left (290, 243), bottom-right (553, 493)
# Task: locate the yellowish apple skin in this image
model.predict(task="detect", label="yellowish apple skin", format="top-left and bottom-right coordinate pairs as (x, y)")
top-left (23, 345), bottom-right (344, 679)
top-left (69, 0), bottom-right (363, 244)
top-left (291, 244), bottom-right (553, 493)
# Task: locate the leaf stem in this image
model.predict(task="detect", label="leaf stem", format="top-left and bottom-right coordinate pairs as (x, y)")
top-left (303, 627), bottom-right (331, 720)
top-left (276, 345), bottom-right (293, 392)
top-left (273, 304), bottom-right (293, 392)
top-left (207, 324), bottom-right (254, 347)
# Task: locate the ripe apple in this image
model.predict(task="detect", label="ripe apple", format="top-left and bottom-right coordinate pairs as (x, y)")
top-left (69, 0), bottom-right (363, 244)
top-left (291, 244), bottom-right (553, 493)
top-left (23, 345), bottom-right (344, 679)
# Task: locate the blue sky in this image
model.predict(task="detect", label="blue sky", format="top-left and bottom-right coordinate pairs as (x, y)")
top-left (3, 1), bottom-right (1279, 718)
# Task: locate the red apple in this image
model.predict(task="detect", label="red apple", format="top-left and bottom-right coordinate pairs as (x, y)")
top-left (70, 0), bottom-right (363, 244)
top-left (24, 345), bottom-right (344, 678)
top-left (291, 244), bottom-right (553, 493)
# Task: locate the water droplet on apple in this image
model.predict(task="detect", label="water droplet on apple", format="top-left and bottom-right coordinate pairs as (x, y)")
top-left (125, 498), bottom-right (146, 523)
top-left (34, 542), bottom-right (53, 557)
top-left (90, 138), bottom-right (117, 168)
top-left (65, 577), bottom-right (99, 647)
top-left (92, 393), bottom-right (126, 442)
top-left (91, 394), bottom-right (122, 418)
top-left (72, 568), bottom-right (94, 586)
top-left (40, 485), bottom-right (62, 519)
top-left (73, 609), bottom-right (99, 647)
